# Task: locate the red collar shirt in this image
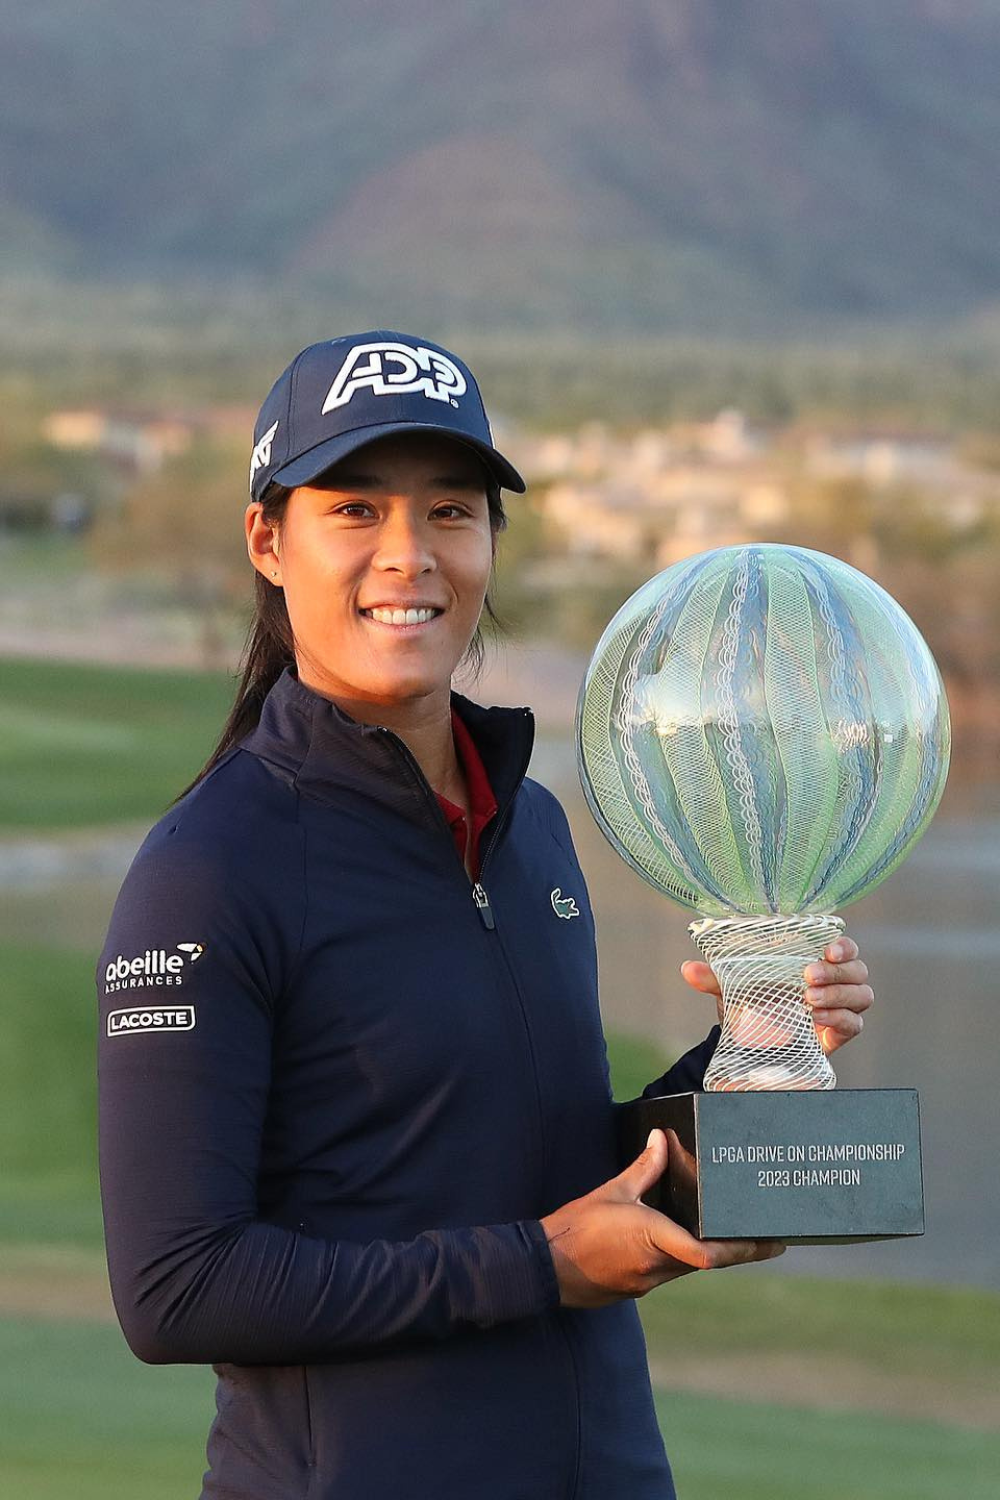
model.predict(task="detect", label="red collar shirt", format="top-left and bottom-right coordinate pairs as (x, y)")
top-left (434, 707), bottom-right (498, 882)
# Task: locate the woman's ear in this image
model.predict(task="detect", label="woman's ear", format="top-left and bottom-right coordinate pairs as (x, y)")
top-left (245, 502), bottom-right (282, 585)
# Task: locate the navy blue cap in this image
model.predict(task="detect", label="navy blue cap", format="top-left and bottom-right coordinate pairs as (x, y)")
top-left (248, 330), bottom-right (526, 501)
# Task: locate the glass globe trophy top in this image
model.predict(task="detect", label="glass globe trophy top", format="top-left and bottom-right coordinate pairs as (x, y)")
top-left (576, 543), bottom-right (950, 1093)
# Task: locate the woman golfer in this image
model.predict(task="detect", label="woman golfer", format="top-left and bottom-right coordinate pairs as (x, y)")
top-left (97, 331), bottom-right (872, 1499)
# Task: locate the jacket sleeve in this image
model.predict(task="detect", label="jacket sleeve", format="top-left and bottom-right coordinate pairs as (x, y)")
top-left (97, 828), bottom-right (560, 1367)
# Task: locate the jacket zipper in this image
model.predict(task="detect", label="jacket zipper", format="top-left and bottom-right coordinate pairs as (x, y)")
top-left (471, 709), bottom-right (534, 927)
top-left (375, 710), bottom-right (533, 932)
top-left (471, 882), bottom-right (495, 930)
top-left (377, 716), bottom-right (551, 1198)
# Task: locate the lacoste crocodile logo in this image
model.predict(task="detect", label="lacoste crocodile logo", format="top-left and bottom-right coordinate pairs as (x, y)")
top-left (550, 887), bottom-right (580, 920)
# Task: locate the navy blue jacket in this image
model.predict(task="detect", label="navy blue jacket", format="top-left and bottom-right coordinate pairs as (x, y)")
top-left (96, 665), bottom-right (719, 1500)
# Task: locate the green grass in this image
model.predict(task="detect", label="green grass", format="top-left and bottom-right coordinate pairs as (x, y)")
top-left (0, 532), bottom-right (91, 581)
top-left (0, 1313), bottom-right (997, 1500)
top-left (0, 1316), bottom-right (214, 1500)
top-left (607, 1027), bottom-right (674, 1102)
top-left (0, 943), bottom-right (104, 1246)
top-left (660, 1390), bottom-right (1000, 1500)
top-left (0, 655), bottom-right (235, 828)
top-left (639, 1270), bottom-right (998, 1394)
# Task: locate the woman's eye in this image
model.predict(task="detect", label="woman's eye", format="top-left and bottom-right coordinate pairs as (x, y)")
top-left (330, 502), bottom-right (469, 519)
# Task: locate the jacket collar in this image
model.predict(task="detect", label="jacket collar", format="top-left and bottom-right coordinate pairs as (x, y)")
top-left (240, 665), bottom-right (535, 830)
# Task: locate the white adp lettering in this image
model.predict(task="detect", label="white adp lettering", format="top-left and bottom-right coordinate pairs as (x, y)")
top-left (321, 343), bottom-right (467, 413)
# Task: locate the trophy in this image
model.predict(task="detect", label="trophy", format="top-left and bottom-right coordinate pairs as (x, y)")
top-left (577, 544), bottom-right (950, 1242)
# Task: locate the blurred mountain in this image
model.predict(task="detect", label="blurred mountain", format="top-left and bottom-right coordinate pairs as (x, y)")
top-left (3, 0), bottom-right (1000, 334)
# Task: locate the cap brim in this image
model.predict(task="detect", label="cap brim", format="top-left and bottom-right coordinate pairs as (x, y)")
top-left (271, 422), bottom-right (526, 494)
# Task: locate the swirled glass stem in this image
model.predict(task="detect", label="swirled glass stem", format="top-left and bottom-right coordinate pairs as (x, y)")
top-left (692, 915), bottom-right (844, 1092)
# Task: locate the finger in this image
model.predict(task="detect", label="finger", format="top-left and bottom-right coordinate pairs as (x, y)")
top-left (680, 960), bottom-right (721, 996)
top-left (814, 1011), bottom-right (864, 1055)
top-left (804, 982), bottom-right (874, 1014)
top-left (696, 1238), bottom-right (788, 1271)
top-left (812, 1005), bottom-right (874, 1044)
top-left (646, 1213), bottom-right (787, 1273)
top-left (603, 1128), bottom-right (669, 1203)
top-left (823, 936), bottom-right (859, 964)
top-left (645, 1212), bottom-right (717, 1271)
top-left (804, 958), bottom-right (869, 989)
top-left (813, 1008), bottom-right (865, 1037)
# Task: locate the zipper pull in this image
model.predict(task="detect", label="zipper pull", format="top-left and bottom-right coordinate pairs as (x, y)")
top-left (472, 882), bottom-right (495, 930)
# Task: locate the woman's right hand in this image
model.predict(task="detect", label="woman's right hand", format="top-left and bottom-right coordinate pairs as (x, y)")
top-left (539, 1128), bottom-right (786, 1309)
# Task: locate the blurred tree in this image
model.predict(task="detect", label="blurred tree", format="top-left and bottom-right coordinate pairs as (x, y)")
top-left (87, 437), bottom-right (249, 668)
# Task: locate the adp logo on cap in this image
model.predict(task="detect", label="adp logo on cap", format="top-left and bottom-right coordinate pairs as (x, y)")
top-left (247, 329), bottom-right (527, 503)
top-left (321, 342), bottom-right (467, 413)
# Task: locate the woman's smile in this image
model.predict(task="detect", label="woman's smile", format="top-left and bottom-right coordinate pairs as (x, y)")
top-left (358, 604), bottom-right (447, 628)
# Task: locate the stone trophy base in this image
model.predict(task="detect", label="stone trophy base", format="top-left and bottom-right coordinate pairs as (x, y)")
top-left (615, 1089), bottom-right (923, 1243)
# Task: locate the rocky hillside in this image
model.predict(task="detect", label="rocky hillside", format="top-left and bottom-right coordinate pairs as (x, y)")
top-left (3, 0), bottom-right (999, 332)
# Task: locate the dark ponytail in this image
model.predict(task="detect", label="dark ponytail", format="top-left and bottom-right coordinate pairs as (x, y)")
top-left (171, 478), bottom-right (509, 805)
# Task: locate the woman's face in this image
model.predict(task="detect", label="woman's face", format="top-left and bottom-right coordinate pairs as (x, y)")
top-left (247, 430), bottom-right (496, 712)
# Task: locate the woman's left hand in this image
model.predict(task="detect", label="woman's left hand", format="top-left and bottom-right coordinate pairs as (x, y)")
top-left (680, 934), bottom-right (874, 1057)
